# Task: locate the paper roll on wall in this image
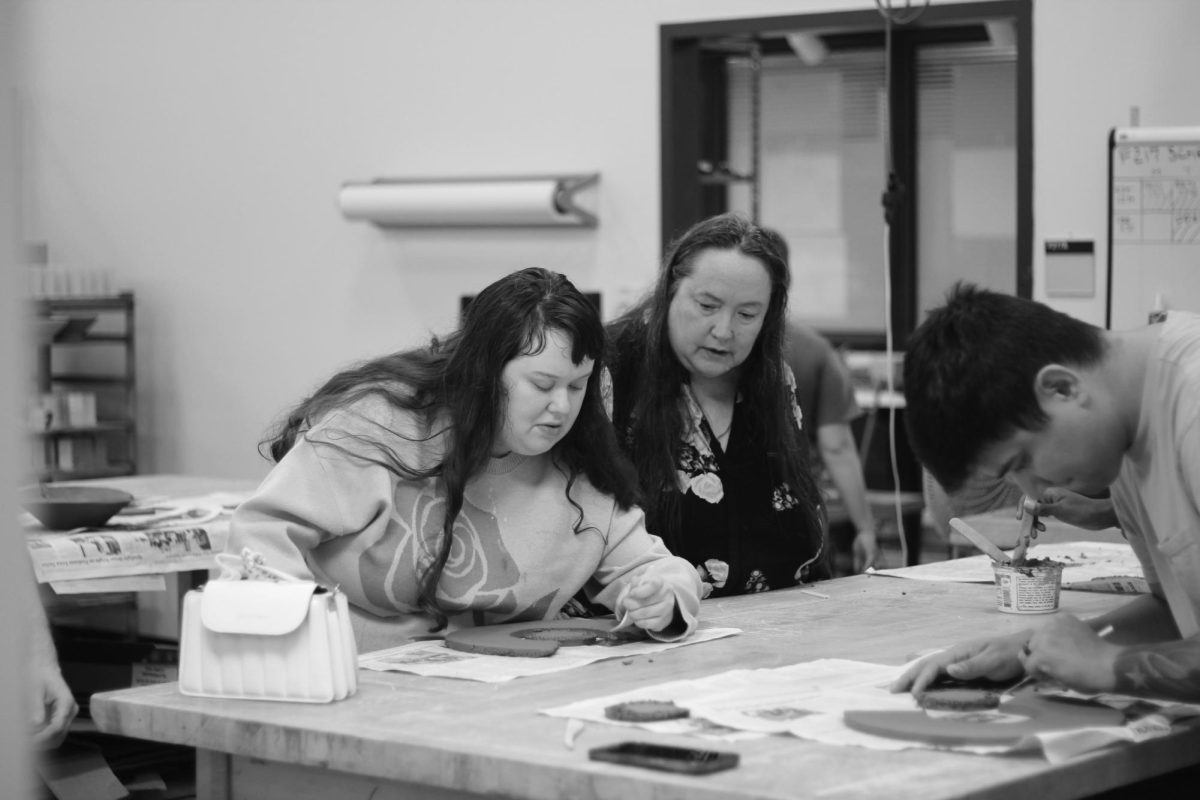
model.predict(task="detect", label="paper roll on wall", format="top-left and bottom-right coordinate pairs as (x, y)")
top-left (338, 175), bottom-right (598, 228)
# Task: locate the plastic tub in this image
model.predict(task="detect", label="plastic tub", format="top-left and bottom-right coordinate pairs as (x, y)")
top-left (992, 560), bottom-right (1065, 614)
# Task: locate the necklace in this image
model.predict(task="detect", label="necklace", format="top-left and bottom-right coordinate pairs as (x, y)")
top-left (703, 411), bottom-right (733, 442)
top-left (688, 381), bottom-right (735, 443)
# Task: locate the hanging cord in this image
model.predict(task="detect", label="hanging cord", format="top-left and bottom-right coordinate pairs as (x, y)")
top-left (876, 0), bottom-right (929, 567)
top-left (750, 39), bottom-right (763, 223)
top-left (882, 213), bottom-right (906, 567)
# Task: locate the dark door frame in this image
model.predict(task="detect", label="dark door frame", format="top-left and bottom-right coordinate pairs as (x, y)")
top-left (660, 0), bottom-right (1032, 349)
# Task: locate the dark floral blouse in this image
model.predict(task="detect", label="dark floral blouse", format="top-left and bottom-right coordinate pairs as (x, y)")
top-left (603, 371), bottom-right (826, 598)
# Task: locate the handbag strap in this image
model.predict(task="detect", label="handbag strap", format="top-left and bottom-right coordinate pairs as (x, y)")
top-left (214, 548), bottom-right (303, 584)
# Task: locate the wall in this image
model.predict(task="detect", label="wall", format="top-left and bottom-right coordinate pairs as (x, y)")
top-left (2, 0), bottom-right (36, 791)
top-left (14, 0), bottom-right (1200, 481)
top-left (15, 0), bottom-right (867, 481)
top-left (1032, 0), bottom-right (1200, 325)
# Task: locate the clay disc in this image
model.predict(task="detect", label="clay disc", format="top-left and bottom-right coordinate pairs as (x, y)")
top-left (445, 618), bottom-right (646, 658)
top-left (604, 700), bottom-right (691, 722)
top-left (917, 687), bottom-right (1001, 711)
top-left (844, 689), bottom-right (1124, 745)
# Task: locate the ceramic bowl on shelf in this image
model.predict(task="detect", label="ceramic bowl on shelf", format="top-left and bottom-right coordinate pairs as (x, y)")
top-left (19, 485), bottom-right (134, 530)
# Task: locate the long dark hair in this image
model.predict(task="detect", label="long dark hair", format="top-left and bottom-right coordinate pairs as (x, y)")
top-left (261, 267), bottom-right (639, 629)
top-left (607, 213), bottom-right (824, 553)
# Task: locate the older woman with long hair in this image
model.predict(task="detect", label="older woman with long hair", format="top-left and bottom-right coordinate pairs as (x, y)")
top-left (606, 214), bottom-right (827, 597)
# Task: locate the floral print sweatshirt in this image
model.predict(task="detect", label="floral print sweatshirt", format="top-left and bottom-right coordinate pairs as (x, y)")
top-left (228, 395), bottom-right (702, 652)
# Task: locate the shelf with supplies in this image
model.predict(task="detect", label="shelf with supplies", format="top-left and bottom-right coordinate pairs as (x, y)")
top-left (29, 292), bottom-right (137, 481)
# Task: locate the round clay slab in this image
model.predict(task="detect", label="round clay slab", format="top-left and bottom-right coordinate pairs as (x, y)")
top-left (515, 627), bottom-right (611, 646)
top-left (604, 700), bottom-right (691, 722)
top-left (917, 688), bottom-right (1001, 711)
top-left (445, 618), bottom-right (631, 658)
top-left (844, 688), bottom-right (1123, 745)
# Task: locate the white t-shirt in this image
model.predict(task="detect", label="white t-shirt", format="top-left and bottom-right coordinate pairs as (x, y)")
top-left (1111, 311), bottom-right (1200, 636)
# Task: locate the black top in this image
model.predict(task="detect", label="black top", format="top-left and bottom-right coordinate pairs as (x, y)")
top-left (669, 393), bottom-right (827, 597)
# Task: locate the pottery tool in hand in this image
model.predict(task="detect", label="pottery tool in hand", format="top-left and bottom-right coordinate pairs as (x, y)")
top-left (1001, 672), bottom-right (1041, 698)
top-left (1010, 496), bottom-right (1040, 563)
top-left (611, 583), bottom-right (638, 632)
top-left (610, 609), bottom-right (637, 633)
top-left (611, 575), bottom-right (666, 632)
top-left (948, 517), bottom-right (1012, 563)
top-left (1006, 624), bottom-right (1116, 697)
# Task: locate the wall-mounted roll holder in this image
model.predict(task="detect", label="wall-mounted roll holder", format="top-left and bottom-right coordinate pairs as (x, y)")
top-left (338, 174), bottom-right (598, 228)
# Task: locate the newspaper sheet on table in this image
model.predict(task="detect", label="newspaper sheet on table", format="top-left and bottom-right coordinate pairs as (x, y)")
top-left (359, 626), bottom-right (740, 682)
top-left (544, 659), bottom-right (910, 741)
top-left (25, 526), bottom-right (225, 583)
top-left (872, 541), bottom-right (1147, 592)
top-left (542, 658), bottom-right (1200, 762)
top-left (21, 494), bottom-right (242, 584)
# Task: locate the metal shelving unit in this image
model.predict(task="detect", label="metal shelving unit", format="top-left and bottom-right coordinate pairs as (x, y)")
top-left (32, 292), bottom-right (137, 481)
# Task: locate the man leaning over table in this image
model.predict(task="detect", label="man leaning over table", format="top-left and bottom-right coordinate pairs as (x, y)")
top-left (893, 283), bottom-right (1200, 703)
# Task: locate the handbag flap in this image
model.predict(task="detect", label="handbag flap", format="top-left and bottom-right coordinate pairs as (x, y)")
top-left (200, 579), bottom-right (321, 635)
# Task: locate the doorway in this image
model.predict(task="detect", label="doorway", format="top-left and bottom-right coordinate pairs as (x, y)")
top-left (660, 0), bottom-right (1032, 349)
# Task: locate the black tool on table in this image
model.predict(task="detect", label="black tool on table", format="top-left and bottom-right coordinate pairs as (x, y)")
top-left (588, 741), bottom-right (739, 775)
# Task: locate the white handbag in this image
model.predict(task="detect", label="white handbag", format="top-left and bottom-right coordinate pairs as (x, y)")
top-left (178, 574), bottom-right (358, 703)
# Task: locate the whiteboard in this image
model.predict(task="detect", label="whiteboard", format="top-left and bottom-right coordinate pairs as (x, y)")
top-left (1108, 126), bottom-right (1200, 331)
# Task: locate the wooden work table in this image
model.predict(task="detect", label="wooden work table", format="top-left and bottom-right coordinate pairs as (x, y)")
top-left (91, 571), bottom-right (1198, 800)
